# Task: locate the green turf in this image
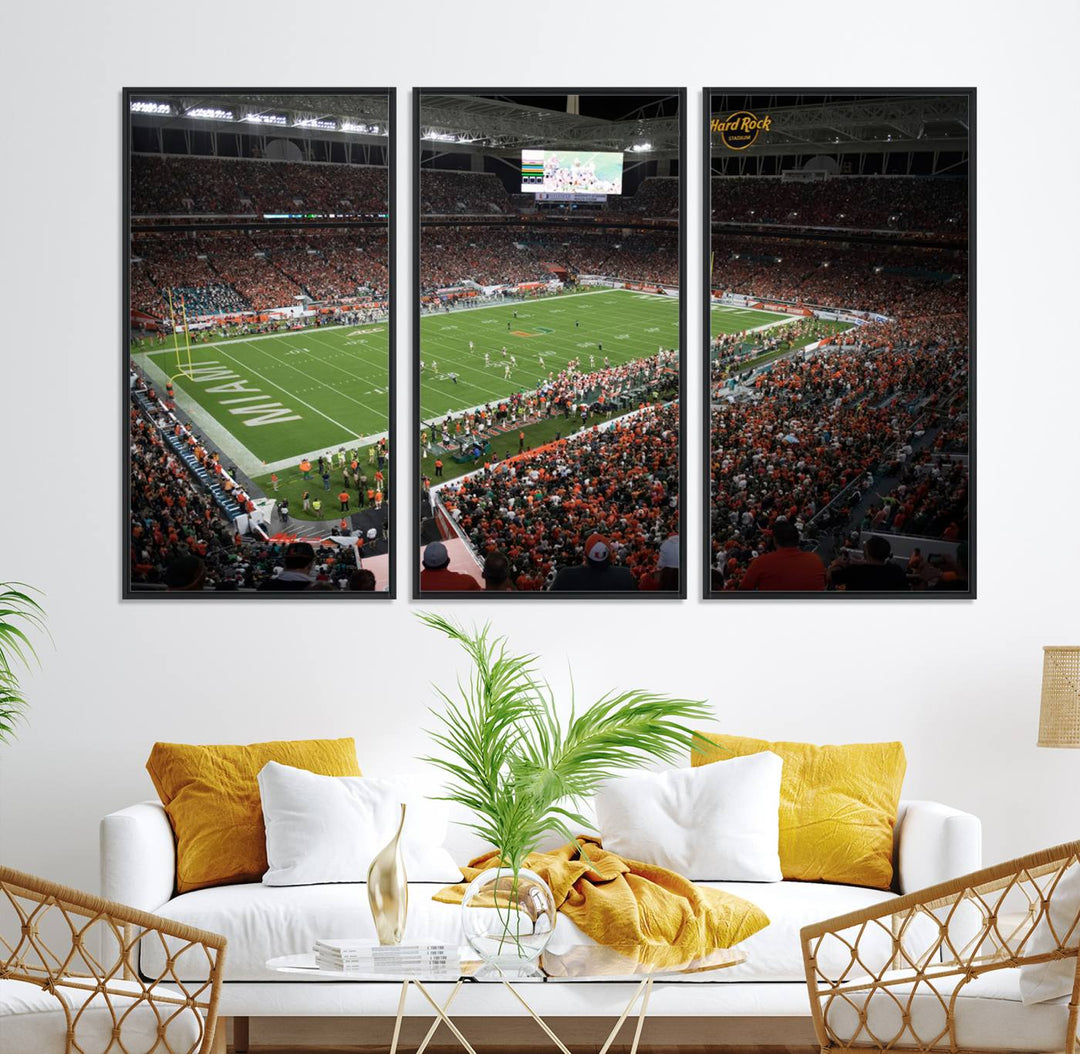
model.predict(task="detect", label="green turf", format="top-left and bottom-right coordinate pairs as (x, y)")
top-left (419, 289), bottom-right (678, 421)
top-left (135, 324), bottom-right (389, 464)
top-left (419, 396), bottom-right (676, 487)
top-left (709, 306), bottom-right (855, 373)
top-left (251, 451), bottom-right (390, 522)
top-left (709, 303), bottom-right (792, 340)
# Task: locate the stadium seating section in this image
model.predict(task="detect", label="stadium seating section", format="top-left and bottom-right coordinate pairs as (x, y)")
top-left (131, 155), bottom-right (387, 217)
top-left (711, 175), bottom-right (967, 234)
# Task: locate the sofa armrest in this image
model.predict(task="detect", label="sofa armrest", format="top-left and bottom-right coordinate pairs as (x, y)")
top-left (100, 801), bottom-right (176, 911)
top-left (894, 799), bottom-right (982, 894)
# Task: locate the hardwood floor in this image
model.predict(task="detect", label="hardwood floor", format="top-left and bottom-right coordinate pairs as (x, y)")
top-left (225, 1014), bottom-right (819, 1053)
top-left (234, 1048), bottom-right (818, 1053)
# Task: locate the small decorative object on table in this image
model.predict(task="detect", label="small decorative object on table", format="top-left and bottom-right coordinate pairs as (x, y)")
top-left (368, 802), bottom-right (408, 945)
top-left (314, 938), bottom-right (459, 975)
top-left (420, 613), bottom-right (712, 975)
top-left (460, 866), bottom-right (556, 974)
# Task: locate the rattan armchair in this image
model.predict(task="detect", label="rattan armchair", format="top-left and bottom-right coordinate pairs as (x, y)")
top-left (801, 840), bottom-right (1080, 1053)
top-left (0, 865), bottom-right (226, 1054)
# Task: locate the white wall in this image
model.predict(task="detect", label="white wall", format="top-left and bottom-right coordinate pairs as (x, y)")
top-left (1, 0), bottom-right (1079, 896)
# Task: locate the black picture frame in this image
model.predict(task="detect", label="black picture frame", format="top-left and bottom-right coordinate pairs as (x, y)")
top-left (122, 87), bottom-right (396, 599)
top-left (702, 87), bottom-right (976, 600)
top-left (412, 87), bottom-right (687, 600)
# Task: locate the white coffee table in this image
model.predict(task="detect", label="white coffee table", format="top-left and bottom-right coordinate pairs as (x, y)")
top-left (267, 942), bottom-right (745, 1054)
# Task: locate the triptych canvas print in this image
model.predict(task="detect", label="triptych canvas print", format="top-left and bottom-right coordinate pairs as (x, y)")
top-left (123, 87), bottom-right (973, 600)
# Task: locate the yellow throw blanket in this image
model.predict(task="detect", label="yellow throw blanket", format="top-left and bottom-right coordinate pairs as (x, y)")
top-left (434, 837), bottom-right (769, 967)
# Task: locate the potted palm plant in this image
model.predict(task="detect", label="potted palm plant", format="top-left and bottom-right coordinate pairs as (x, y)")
top-left (0, 583), bottom-right (47, 744)
top-left (420, 613), bottom-right (711, 973)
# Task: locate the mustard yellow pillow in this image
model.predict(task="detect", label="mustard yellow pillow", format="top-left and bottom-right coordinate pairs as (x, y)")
top-left (147, 738), bottom-right (362, 892)
top-left (692, 734), bottom-right (905, 889)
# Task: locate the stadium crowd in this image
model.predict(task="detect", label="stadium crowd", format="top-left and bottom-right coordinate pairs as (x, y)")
top-left (630, 177), bottom-right (679, 217)
top-left (709, 333), bottom-right (969, 589)
top-left (131, 155), bottom-right (387, 216)
top-left (436, 402), bottom-right (680, 591)
top-left (131, 228), bottom-right (388, 317)
top-left (711, 238), bottom-right (967, 320)
top-left (419, 169), bottom-right (679, 220)
top-left (129, 393), bottom-right (382, 591)
top-left (420, 170), bottom-right (511, 214)
top-left (419, 226), bottom-right (677, 292)
top-left (711, 175), bottom-right (967, 233)
top-left (860, 453), bottom-right (969, 541)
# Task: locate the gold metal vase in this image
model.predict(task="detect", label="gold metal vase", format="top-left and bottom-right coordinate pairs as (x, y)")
top-left (367, 802), bottom-right (408, 945)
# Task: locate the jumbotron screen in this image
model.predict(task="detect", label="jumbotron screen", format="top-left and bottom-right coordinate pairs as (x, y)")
top-left (520, 149), bottom-right (623, 195)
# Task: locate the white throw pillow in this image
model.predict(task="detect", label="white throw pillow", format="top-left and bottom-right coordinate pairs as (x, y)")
top-left (1020, 860), bottom-right (1080, 1004)
top-left (257, 762), bottom-right (461, 885)
top-left (594, 752), bottom-right (783, 882)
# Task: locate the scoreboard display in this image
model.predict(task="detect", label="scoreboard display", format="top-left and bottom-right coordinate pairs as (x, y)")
top-left (520, 150), bottom-right (624, 195)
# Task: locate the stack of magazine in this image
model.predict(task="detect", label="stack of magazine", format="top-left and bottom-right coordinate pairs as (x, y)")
top-left (314, 939), bottom-right (460, 975)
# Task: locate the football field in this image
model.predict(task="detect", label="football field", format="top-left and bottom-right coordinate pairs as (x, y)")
top-left (135, 324), bottom-right (389, 469)
top-left (419, 289), bottom-right (679, 420)
top-left (710, 303), bottom-right (794, 344)
top-left (710, 303), bottom-right (856, 365)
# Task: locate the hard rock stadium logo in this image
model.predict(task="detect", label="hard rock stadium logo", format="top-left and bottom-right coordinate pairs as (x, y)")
top-left (711, 111), bottom-right (772, 151)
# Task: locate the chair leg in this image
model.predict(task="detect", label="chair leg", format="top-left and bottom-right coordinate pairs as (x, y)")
top-left (210, 1018), bottom-right (228, 1054)
top-left (233, 1016), bottom-right (249, 1053)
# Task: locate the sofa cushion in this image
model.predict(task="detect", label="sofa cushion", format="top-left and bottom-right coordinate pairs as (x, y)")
top-left (1020, 858), bottom-right (1080, 1005)
top-left (144, 877), bottom-right (896, 984)
top-left (692, 733), bottom-right (906, 890)
top-left (824, 966), bottom-right (1071, 1052)
top-left (0, 977), bottom-right (205, 1054)
top-left (146, 737), bottom-right (362, 893)
top-left (595, 753), bottom-right (783, 882)
top-left (258, 763), bottom-right (460, 885)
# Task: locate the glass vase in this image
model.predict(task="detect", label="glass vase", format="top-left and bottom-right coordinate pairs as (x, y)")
top-left (460, 866), bottom-right (556, 976)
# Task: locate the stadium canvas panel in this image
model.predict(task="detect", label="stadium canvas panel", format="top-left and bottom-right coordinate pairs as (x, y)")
top-left (124, 88), bottom-right (395, 597)
top-left (703, 88), bottom-right (974, 599)
top-left (414, 89), bottom-right (685, 597)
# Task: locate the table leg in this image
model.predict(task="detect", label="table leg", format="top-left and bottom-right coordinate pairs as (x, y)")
top-left (388, 979), bottom-right (409, 1054)
top-left (626, 976), bottom-right (653, 1054)
top-left (596, 979), bottom-right (649, 1054)
top-left (498, 980), bottom-right (573, 1054)
top-left (415, 980), bottom-right (463, 1054)
top-left (412, 980), bottom-right (480, 1054)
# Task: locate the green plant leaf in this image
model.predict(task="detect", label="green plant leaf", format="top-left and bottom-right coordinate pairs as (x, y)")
top-left (420, 613), bottom-right (713, 873)
top-left (0, 582), bottom-right (48, 744)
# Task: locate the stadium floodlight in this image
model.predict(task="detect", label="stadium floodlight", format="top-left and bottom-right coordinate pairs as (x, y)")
top-left (130, 100), bottom-right (173, 115)
top-left (295, 118), bottom-right (337, 130)
top-left (342, 121), bottom-right (382, 135)
top-left (630, 142), bottom-right (652, 152)
top-left (186, 106), bottom-right (234, 120)
top-left (244, 113), bottom-right (288, 126)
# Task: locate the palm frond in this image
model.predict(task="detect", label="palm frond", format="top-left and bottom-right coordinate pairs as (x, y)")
top-left (420, 614), bottom-right (714, 872)
top-left (0, 583), bottom-right (48, 744)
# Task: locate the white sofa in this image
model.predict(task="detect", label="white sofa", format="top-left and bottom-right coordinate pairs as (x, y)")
top-left (101, 798), bottom-right (981, 1049)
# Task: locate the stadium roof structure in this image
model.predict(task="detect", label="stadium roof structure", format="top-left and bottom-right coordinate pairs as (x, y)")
top-left (129, 92), bottom-right (389, 144)
top-left (419, 94), bottom-right (681, 158)
top-left (710, 94), bottom-right (969, 159)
